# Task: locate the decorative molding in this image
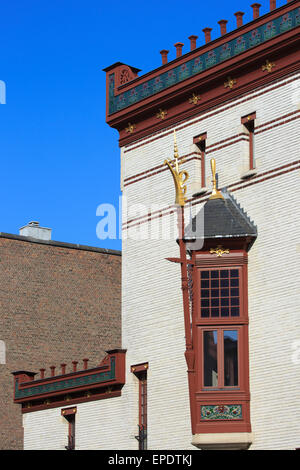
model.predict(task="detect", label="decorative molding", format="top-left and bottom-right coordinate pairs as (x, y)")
top-left (262, 59), bottom-right (276, 72)
top-left (106, 5), bottom-right (299, 117)
top-left (224, 76), bottom-right (237, 89)
top-left (12, 349), bottom-right (126, 413)
top-left (189, 93), bottom-right (201, 105)
top-left (122, 74), bottom-right (300, 154)
top-left (210, 246), bottom-right (230, 257)
top-left (156, 108), bottom-right (168, 120)
top-left (201, 405), bottom-right (243, 420)
top-left (125, 122), bottom-right (136, 133)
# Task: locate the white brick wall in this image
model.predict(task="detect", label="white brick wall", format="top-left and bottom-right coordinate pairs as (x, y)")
top-left (23, 71), bottom-right (300, 450)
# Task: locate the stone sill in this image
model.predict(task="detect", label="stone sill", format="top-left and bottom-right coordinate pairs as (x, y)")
top-left (192, 432), bottom-right (253, 450)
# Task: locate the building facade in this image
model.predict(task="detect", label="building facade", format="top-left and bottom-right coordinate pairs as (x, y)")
top-left (16, 0), bottom-right (300, 449)
top-left (0, 222), bottom-right (121, 449)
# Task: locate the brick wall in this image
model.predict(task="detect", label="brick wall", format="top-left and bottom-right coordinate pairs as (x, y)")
top-left (0, 234), bottom-right (121, 449)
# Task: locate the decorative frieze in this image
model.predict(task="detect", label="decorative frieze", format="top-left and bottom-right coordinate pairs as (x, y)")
top-left (107, 7), bottom-right (299, 115)
top-left (201, 405), bottom-right (243, 420)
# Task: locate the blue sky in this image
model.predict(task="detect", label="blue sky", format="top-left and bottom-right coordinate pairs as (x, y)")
top-left (0, 0), bottom-right (285, 250)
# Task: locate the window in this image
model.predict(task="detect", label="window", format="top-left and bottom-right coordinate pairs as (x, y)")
top-left (200, 268), bottom-right (240, 318)
top-left (241, 112), bottom-right (256, 171)
top-left (193, 133), bottom-right (207, 189)
top-left (131, 363), bottom-right (148, 450)
top-left (203, 328), bottom-right (239, 388)
top-left (192, 250), bottom-right (251, 436)
top-left (62, 407), bottom-right (76, 450)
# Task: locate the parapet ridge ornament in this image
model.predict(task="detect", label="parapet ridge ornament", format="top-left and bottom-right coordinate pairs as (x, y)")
top-left (262, 59), bottom-right (275, 73)
top-left (164, 131), bottom-right (189, 207)
top-left (210, 245), bottom-right (230, 257)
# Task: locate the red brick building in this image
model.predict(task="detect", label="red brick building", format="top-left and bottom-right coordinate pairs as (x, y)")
top-left (0, 222), bottom-right (121, 449)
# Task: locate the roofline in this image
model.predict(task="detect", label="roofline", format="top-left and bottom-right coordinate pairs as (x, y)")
top-left (0, 232), bottom-right (121, 256)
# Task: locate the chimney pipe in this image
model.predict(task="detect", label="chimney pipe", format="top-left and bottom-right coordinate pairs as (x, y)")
top-left (40, 368), bottom-right (45, 379)
top-left (19, 221), bottom-right (52, 241)
top-left (174, 42), bottom-right (184, 58)
top-left (251, 3), bottom-right (261, 19)
top-left (202, 28), bottom-right (212, 44)
top-left (61, 363), bottom-right (66, 375)
top-left (160, 49), bottom-right (169, 65)
top-left (234, 11), bottom-right (245, 28)
top-left (83, 358), bottom-right (89, 370)
top-left (72, 361), bottom-right (78, 372)
top-left (270, 0), bottom-right (276, 10)
top-left (188, 35), bottom-right (198, 51)
top-left (218, 20), bottom-right (228, 36)
top-left (50, 366), bottom-right (56, 377)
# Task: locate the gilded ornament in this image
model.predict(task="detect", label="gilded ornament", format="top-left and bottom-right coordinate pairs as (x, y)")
top-left (210, 245), bottom-right (230, 257)
top-left (189, 93), bottom-right (201, 105)
top-left (224, 76), bottom-right (237, 89)
top-left (164, 131), bottom-right (189, 207)
top-left (262, 60), bottom-right (275, 73)
top-left (156, 108), bottom-right (168, 120)
top-left (125, 122), bottom-right (136, 133)
top-left (209, 158), bottom-right (224, 200)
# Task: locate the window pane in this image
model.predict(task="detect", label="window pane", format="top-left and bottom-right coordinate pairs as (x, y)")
top-left (221, 307), bottom-right (229, 317)
top-left (211, 271), bottom-right (219, 278)
top-left (230, 269), bottom-right (239, 277)
top-left (220, 270), bottom-right (229, 278)
top-left (201, 280), bottom-right (209, 288)
top-left (211, 308), bottom-right (219, 317)
top-left (231, 307), bottom-right (240, 317)
top-left (224, 330), bottom-right (238, 386)
top-left (201, 271), bottom-right (209, 279)
top-left (204, 331), bottom-right (218, 387)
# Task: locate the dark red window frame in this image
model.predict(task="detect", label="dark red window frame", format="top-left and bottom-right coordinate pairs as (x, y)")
top-left (61, 407), bottom-right (77, 450)
top-left (131, 363), bottom-right (148, 450)
top-left (200, 326), bottom-right (241, 390)
top-left (193, 133), bottom-right (207, 188)
top-left (241, 112), bottom-right (256, 171)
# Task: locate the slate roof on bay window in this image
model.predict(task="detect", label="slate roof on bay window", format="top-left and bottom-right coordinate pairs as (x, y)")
top-left (185, 189), bottom-right (257, 247)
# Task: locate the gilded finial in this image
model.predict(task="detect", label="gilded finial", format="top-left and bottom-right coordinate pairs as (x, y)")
top-left (209, 158), bottom-right (224, 200)
top-left (164, 131), bottom-right (189, 206)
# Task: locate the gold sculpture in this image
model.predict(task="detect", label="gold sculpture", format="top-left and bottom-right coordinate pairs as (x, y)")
top-left (210, 245), bottom-right (230, 257)
top-left (164, 131), bottom-right (189, 207)
top-left (262, 60), bottom-right (275, 73)
top-left (189, 93), bottom-right (201, 105)
top-left (224, 76), bottom-right (237, 89)
top-left (209, 158), bottom-right (224, 200)
top-left (156, 108), bottom-right (168, 120)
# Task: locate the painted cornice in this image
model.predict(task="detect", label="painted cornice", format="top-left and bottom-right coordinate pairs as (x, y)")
top-left (104, 1), bottom-right (300, 146)
top-left (12, 349), bottom-right (126, 413)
